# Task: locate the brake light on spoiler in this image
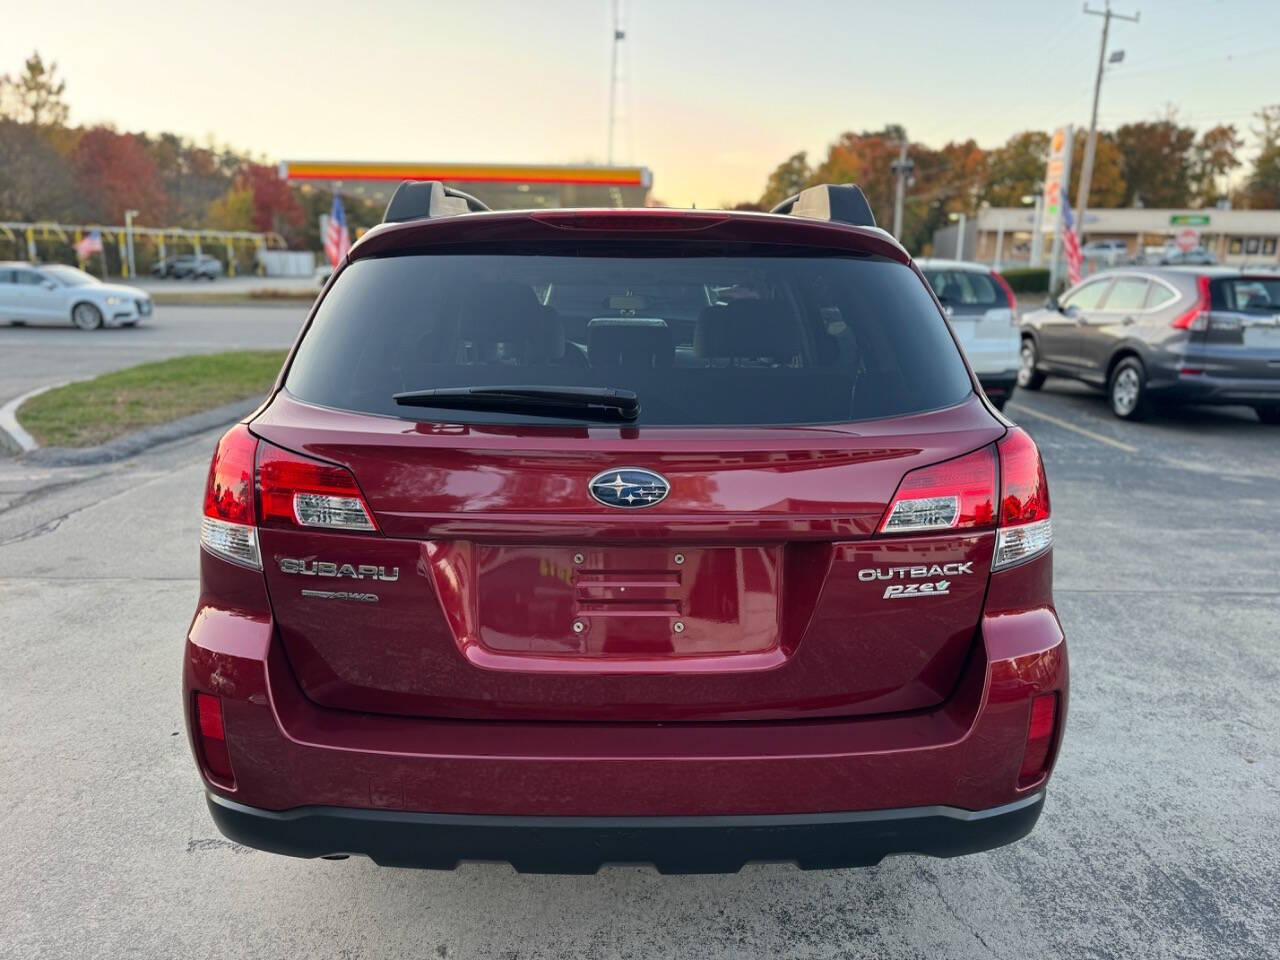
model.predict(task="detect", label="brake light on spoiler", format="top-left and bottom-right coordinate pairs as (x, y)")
top-left (878, 427), bottom-right (1051, 570)
top-left (200, 424), bottom-right (377, 570)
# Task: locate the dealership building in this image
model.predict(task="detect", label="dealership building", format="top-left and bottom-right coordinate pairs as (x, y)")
top-left (279, 160), bottom-right (652, 211)
top-left (962, 206), bottom-right (1280, 268)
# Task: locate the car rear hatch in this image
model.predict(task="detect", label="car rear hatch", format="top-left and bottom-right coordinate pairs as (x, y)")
top-left (1187, 275), bottom-right (1280, 384)
top-left (922, 267), bottom-right (1018, 374)
top-left (251, 220), bottom-right (1003, 723)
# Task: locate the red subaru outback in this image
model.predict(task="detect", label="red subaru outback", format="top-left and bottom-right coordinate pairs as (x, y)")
top-left (186, 182), bottom-right (1066, 873)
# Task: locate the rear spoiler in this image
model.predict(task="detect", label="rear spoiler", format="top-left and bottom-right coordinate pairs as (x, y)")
top-left (770, 183), bottom-right (876, 229)
top-left (382, 180), bottom-right (491, 223)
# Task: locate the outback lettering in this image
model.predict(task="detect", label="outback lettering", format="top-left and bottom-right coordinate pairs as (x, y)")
top-left (857, 562), bottom-right (973, 582)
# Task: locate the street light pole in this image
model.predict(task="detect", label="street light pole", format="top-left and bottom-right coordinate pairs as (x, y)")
top-left (1023, 193), bottom-right (1044, 267)
top-left (1075, 2), bottom-right (1139, 241)
top-left (891, 136), bottom-right (914, 241)
top-left (124, 209), bottom-right (139, 280)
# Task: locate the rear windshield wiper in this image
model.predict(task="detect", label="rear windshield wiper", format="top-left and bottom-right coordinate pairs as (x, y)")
top-left (393, 385), bottom-right (640, 423)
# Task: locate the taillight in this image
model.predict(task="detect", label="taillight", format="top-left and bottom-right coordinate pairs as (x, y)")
top-left (1171, 274), bottom-right (1211, 330)
top-left (878, 446), bottom-right (997, 534)
top-left (1018, 693), bottom-right (1058, 786)
top-left (200, 424), bottom-right (261, 568)
top-left (194, 692), bottom-right (235, 785)
top-left (877, 429), bottom-right (1052, 567)
top-left (257, 442), bottom-right (376, 532)
top-left (991, 270), bottom-right (1018, 316)
top-left (992, 427), bottom-right (1052, 569)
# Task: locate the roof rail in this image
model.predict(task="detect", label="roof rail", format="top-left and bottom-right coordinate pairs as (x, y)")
top-left (382, 180), bottom-right (491, 224)
top-left (770, 183), bottom-right (876, 229)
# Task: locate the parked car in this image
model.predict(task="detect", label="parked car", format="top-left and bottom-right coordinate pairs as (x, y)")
top-left (1018, 267), bottom-right (1280, 422)
top-left (1081, 240), bottom-right (1128, 266)
top-left (917, 258), bottom-right (1021, 409)
top-left (0, 261), bottom-right (152, 329)
top-left (1125, 247), bottom-right (1219, 267)
top-left (152, 254), bottom-right (224, 280)
top-left (187, 182), bottom-right (1066, 873)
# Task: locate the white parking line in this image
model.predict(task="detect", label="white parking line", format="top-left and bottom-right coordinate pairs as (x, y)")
top-left (0, 381), bottom-right (74, 453)
top-left (1006, 401), bottom-right (1139, 453)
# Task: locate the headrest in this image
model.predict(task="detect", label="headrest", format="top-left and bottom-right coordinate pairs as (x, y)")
top-left (587, 317), bottom-right (674, 368)
top-left (459, 283), bottom-right (564, 362)
top-left (693, 300), bottom-right (802, 363)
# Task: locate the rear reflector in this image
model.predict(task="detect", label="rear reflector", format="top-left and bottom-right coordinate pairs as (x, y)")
top-left (1019, 693), bottom-right (1058, 785)
top-left (194, 693), bottom-right (235, 784)
top-left (200, 424), bottom-right (261, 569)
top-left (257, 442), bottom-right (377, 532)
top-left (879, 446), bottom-right (997, 534)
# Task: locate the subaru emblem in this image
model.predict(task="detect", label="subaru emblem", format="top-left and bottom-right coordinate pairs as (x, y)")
top-left (589, 467), bottom-right (670, 509)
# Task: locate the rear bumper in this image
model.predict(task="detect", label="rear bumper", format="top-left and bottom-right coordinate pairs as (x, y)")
top-left (977, 370), bottom-right (1019, 400)
top-left (1148, 371), bottom-right (1280, 405)
top-left (185, 550), bottom-right (1067, 869)
top-left (206, 790), bottom-right (1045, 873)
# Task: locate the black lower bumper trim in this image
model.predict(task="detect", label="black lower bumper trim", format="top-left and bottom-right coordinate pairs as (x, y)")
top-left (206, 791), bottom-right (1045, 874)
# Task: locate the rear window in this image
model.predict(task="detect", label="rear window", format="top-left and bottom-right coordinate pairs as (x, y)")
top-left (921, 269), bottom-right (1005, 308)
top-left (1212, 276), bottom-right (1280, 313)
top-left (285, 250), bottom-right (973, 426)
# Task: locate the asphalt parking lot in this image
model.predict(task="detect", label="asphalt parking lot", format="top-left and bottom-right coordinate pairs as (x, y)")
top-left (1, 311), bottom-right (1277, 959)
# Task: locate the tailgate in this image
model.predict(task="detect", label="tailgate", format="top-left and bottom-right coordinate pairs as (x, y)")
top-left (251, 392), bottom-right (1004, 723)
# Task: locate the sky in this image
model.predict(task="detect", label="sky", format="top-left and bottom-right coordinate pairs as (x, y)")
top-left (4, 0), bottom-right (1279, 207)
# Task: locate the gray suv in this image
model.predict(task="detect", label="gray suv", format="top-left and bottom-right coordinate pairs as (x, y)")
top-left (1018, 267), bottom-right (1280, 422)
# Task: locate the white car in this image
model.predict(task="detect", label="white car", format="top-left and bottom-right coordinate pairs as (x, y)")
top-left (0, 262), bottom-right (153, 330)
top-left (916, 258), bottom-right (1021, 410)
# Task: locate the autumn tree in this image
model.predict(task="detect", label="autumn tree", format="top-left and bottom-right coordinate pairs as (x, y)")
top-left (807, 129), bottom-right (901, 228)
top-left (0, 51), bottom-right (69, 126)
top-left (1068, 129), bottom-right (1126, 208)
top-left (0, 120), bottom-right (77, 220)
top-left (240, 162), bottom-right (304, 241)
top-left (69, 127), bottom-right (168, 223)
top-left (1115, 119), bottom-right (1196, 207)
top-left (981, 131), bottom-right (1049, 207)
top-left (758, 152), bottom-right (812, 210)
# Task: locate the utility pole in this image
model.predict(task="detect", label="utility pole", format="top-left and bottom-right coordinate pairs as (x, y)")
top-left (1075, 1), bottom-right (1139, 241)
top-left (890, 136), bottom-right (914, 241)
top-left (607, 0), bottom-right (625, 165)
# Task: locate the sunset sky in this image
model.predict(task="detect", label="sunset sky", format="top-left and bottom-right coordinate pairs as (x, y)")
top-left (5, 0), bottom-right (1278, 207)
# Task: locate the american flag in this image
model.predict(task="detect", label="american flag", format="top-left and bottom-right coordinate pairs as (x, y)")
top-left (74, 230), bottom-right (103, 260)
top-left (1061, 198), bottom-right (1083, 287)
top-left (323, 193), bottom-right (350, 266)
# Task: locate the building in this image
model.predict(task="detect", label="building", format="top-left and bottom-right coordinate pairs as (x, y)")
top-left (966, 206), bottom-right (1280, 269)
top-left (279, 160), bottom-right (652, 211)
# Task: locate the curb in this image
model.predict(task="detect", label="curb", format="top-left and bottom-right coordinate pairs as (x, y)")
top-left (0, 381), bottom-right (74, 454)
top-left (17, 397), bottom-right (260, 467)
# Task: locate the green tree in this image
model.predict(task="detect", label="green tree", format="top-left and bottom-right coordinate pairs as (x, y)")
top-left (205, 186), bottom-right (255, 231)
top-left (1243, 105), bottom-right (1280, 209)
top-left (758, 151), bottom-right (811, 210)
top-left (1115, 119), bottom-right (1196, 207)
top-left (1190, 124), bottom-right (1243, 207)
top-left (0, 51), bottom-right (69, 126)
